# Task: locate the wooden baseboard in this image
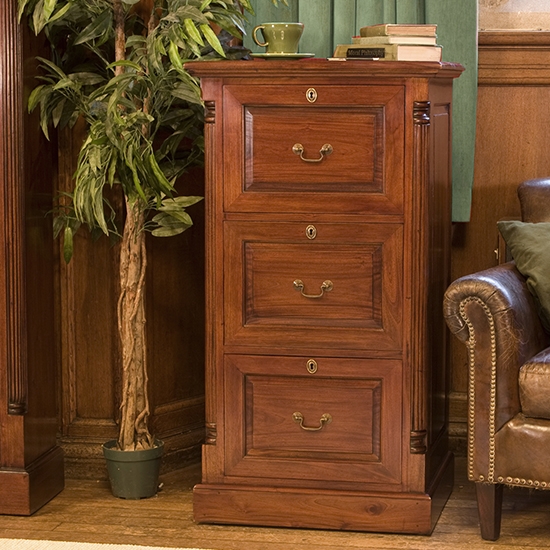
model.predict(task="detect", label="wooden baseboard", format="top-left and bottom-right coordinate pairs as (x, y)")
top-left (0, 445), bottom-right (64, 515)
top-left (60, 427), bottom-right (204, 479)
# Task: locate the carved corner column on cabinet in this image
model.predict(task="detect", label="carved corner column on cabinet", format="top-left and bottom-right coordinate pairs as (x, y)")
top-left (0, 3), bottom-right (64, 514)
top-left (203, 99), bottom-right (218, 450)
top-left (201, 83), bottom-right (226, 483)
top-left (410, 101), bottom-right (431, 458)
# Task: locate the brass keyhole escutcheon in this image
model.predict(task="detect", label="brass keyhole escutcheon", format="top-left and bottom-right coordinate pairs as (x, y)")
top-left (306, 87), bottom-right (318, 103)
top-left (306, 225), bottom-right (317, 240)
top-left (306, 359), bottom-right (318, 374)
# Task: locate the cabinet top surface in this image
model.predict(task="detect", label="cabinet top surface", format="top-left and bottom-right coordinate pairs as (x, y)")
top-left (185, 58), bottom-right (464, 80)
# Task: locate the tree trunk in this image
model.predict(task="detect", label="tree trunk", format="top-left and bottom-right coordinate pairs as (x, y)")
top-left (117, 196), bottom-right (152, 451)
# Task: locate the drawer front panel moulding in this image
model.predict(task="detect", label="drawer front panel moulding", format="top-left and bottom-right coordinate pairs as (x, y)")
top-left (223, 84), bottom-right (405, 216)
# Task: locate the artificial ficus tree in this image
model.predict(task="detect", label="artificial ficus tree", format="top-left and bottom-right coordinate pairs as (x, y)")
top-left (18, 0), bottom-right (286, 451)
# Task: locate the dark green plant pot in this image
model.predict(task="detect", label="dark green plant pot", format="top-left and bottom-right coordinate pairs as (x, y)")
top-left (102, 439), bottom-right (164, 499)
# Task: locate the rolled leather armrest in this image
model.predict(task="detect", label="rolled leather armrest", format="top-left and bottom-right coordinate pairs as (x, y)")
top-left (443, 262), bottom-right (550, 478)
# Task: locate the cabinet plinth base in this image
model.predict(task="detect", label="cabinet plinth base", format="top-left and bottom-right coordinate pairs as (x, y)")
top-left (0, 445), bottom-right (64, 515)
top-left (194, 453), bottom-right (454, 535)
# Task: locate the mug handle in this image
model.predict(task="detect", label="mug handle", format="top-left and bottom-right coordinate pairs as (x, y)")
top-left (252, 25), bottom-right (268, 47)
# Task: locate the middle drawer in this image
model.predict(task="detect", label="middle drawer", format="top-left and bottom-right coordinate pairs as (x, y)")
top-left (224, 221), bottom-right (403, 353)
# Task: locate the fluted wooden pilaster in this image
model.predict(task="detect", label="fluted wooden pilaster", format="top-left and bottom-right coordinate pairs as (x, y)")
top-left (0, 4), bottom-right (64, 516)
top-left (410, 100), bottom-right (431, 455)
top-left (1, 0), bottom-right (28, 416)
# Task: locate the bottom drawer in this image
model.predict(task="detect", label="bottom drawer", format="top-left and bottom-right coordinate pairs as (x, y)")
top-left (224, 354), bottom-right (403, 489)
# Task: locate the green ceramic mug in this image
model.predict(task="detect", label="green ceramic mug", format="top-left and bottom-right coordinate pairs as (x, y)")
top-left (252, 22), bottom-right (304, 54)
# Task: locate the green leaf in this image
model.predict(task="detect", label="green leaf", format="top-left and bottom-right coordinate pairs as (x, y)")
top-left (151, 212), bottom-right (193, 237)
top-left (171, 83), bottom-right (202, 105)
top-left (200, 24), bottom-right (225, 57)
top-left (53, 216), bottom-right (65, 239)
top-left (160, 196), bottom-right (203, 210)
top-left (107, 153), bottom-right (118, 186)
top-left (43, 0), bottom-right (58, 23)
top-left (148, 153), bottom-right (174, 195)
top-left (168, 41), bottom-right (183, 71)
top-left (63, 226), bottom-right (74, 263)
top-left (27, 84), bottom-right (47, 113)
top-left (239, 0), bottom-right (254, 12)
top-left (17, 0), bottom-right (29, 23)
top-left (184, 18), bottom-right (204, 46)
top-left (47, 2), bottom-right (72, 24)
top-left (32, 0), bottom-right (46, 34)
top-left (51, 97), bottom-right (66, 128)
top-left (69, 72), bottom-right (105, 86)
top-left (52, 77), bottom-right (74, 91)
top-left (74, 10), bottom-right (112, 46)
top-left (36, 56), bottom-right (68, 80)
top-left (106, 60), bottom-right (142, 72)
top-left (126, 35), bottom-right (147, 49)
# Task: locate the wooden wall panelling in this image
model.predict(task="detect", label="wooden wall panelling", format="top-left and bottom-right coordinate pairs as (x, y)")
top-left (146, 166), bottom-right (206, 473)
top-left (56, 124), bottom-right (121, 478)
top-left (57, 124), bottom-right (206, 479)
top-left (448, 31), bottom-right (550, 452)
top-left (0, 5), bottom-right (64, 514)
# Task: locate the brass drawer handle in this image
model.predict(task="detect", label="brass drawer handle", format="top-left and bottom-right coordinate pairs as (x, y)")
top-left (293, 279), bottom-right (333, 299)
top-left (293, 412), bottom-right (332, 431)
top-left (292, 143), bottom-right (333, 163)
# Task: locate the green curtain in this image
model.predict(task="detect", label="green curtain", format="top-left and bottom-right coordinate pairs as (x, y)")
top-left (245, 0), bottom-right (477, 222)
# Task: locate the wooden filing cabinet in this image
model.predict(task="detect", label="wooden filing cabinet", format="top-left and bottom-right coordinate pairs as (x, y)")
top-left (187, 59), bottom-right (463, 534)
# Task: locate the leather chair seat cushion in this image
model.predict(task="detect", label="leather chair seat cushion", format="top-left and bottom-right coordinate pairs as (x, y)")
top-left (497, 221), bottom-right (550, 332)
top-left (519, 347), bottom-right (550, 419)
top-left (495, 413), bottom-right (550, 486)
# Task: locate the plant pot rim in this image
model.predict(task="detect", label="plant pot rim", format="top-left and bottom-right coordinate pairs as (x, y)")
top-left (102, 439), bottom-right (164, 461)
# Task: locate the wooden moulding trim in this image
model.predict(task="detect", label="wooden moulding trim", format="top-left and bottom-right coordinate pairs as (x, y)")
top-left (478, 31), bottom-right (550, 86)
top-left (186, 59), bottom-right (465, 80)
top-left (1, 0), bottom-right (28, 416)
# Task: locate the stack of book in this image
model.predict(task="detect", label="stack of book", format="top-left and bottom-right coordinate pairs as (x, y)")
top-left (332, 23), bottom-right (441, 62)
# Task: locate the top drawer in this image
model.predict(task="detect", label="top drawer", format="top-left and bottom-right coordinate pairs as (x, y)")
top-left (222, 85), bottom-right (405, 215)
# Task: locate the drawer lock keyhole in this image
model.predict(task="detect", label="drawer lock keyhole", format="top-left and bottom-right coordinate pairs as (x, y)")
top-left (306, 225), bottom-right (317, 240)
top-left (306, 359), bottom-right (318, 374)
top-left (306, 88), bottom-right (318, 103)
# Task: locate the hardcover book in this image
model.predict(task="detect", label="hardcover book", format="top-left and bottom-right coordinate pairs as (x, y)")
top-left (359, 23), bottom-right (438, 38)
top-left (352, 35), bottom-right (437, 46)
top-left (332, 43), bottom-right (442, 62)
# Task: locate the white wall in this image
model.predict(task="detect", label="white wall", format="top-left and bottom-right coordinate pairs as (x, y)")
top-left (479, 0), bottom-right (550, 30)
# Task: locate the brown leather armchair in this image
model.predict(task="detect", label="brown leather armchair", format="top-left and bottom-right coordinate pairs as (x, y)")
top-left (443, 178), bottom-right (550, 541)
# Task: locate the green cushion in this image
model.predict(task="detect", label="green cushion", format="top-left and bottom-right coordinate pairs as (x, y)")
top-left (497, 220), bottom-right (550, 332)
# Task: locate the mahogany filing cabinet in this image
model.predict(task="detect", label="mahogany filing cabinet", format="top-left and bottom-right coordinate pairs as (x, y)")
top-left (187, 59), bottom-right (464, 534)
